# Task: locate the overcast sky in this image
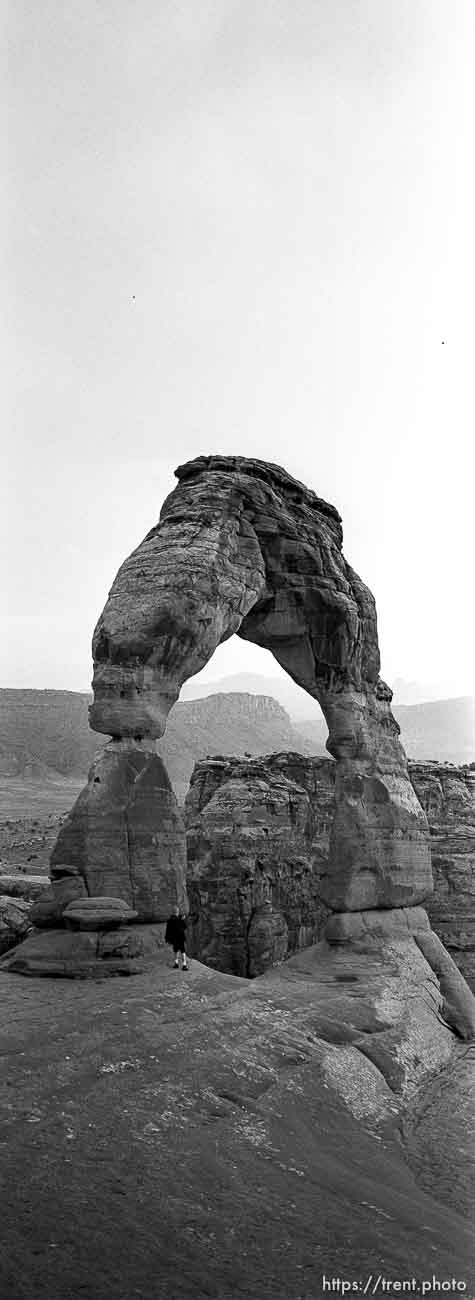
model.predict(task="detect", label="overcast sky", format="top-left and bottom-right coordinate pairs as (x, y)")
top-left (3, 1), bottom-right (474, 700)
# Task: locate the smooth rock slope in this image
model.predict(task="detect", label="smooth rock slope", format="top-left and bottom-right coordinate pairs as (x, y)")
top-left (0, 956), bottom-right (473, 1300)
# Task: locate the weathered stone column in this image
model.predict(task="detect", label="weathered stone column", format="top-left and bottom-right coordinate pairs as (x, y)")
top-left (318, 682), bottom-right (432, 911)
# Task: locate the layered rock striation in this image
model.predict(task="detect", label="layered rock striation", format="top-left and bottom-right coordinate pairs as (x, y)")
top-left (48, 740), bottom-right (187, 922)
top-left (6, 454), bottom-right (474, 1031)
top-left (89, 454), bottom-right (432, 915)
top-left (186, 754), bottom-right (475, 994)
top-left (3, 743), bottom-right (188, 975)
top-left (185, 753), bottom-right (334, 976)
top-left (410, 762), bottom-right (475, 991)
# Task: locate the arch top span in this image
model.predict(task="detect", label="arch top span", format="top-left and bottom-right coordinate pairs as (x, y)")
top-left (90, 454), bottom-right (381, 744)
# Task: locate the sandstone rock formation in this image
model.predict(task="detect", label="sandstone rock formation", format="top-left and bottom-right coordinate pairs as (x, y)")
top-left (185, 753), bottom-right (333, 976)
top-left (0, 895), bottom-right (31, 955)
top-left (410, 762), bottom-right (475, 990)
top-left (0, 873), bottom-right (50, 903)
top-left (48, 740), bottom-right (187, 922)
top-left (2, 743), bottom-right (188, 975)
top-left (89, 454), bottom-right (432, 914)
top-left (62, 897), bottom-right (138, 930)
top-left (5, 455), bottom-right (473, 1027)
top-left (186, 753), bottom-right (475, 997)
top-left (156, 691), bottom-right (314, 801)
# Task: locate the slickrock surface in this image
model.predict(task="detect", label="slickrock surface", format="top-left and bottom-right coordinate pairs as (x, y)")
top-left (0, 951), bottom-right (473, 1300)
top-left (89, 454), bottom-right (432, 912)
top-left (49, 740), bottom-right (187, 922)
top-left (410, 763), bottom-right (475, 991)
top-left (3, 920), bottom-right (167, 977)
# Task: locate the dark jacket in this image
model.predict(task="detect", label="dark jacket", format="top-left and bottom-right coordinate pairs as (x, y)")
top-left (165, 913), bottom-right (187, 949)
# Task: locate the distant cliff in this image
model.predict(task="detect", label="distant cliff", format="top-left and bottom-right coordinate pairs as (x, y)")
top-left (393, 697), bottom-right (475, 765)
top-left (0, 688), bottom-right (473, 792)
top-left (0, 689), bottom-right (317, 800)
top-left (157, 692), bottom-right (319, 799)
top-left (0, 691), bottom-right (98, 778)
top-left (298, 696), bottom-right (475, 767)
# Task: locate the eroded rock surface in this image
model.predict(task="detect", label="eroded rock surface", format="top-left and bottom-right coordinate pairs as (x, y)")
top-left (185, 753), bottom-right (333, 976)
top-left (90, 454), bottom-right (432, 913)
top-left (0, 896), bottom-right (31, 955)
top-left (49, 741), bottom-right (187, 923)
top-left (186, 754), bottom-right (475, 996)
top-left (3, 742), bottom-right (189, 975)
top-left (410, 762), bottom-right (475, 990)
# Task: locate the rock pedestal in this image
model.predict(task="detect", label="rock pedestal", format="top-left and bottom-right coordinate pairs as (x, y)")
top-left (3, 743), bottom-right (187, 976)
top-left (2, 921), bottom-right (167, 978)
top-left (50, 740), bottom-right (187, 921)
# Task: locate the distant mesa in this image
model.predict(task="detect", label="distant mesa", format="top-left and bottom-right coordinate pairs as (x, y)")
top-left (0, 688), bottom-right (472, 792)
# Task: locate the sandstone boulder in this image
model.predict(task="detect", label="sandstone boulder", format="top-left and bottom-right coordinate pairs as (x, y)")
top-left (63, 897), bottom-right (138, 931)
top-left (1, 921), bottom-right (166, 977)
top-left (30, 873), bottom-right (88, 928)
top-left (0, 873), bottom-right (50, 903)
top-left (0, 895), bottom-right (31, 954)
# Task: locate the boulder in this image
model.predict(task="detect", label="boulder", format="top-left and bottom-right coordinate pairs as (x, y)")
top-left (0, 874), bottom-right (50, 903)
top-left (30, 873), bottom-right (88, 928)
top-left (0, 895), bottom-right (31, 954)
top-left (63, 897), bottom-right (138, 931)
top-left (1, 922), bottom-right (166, 977)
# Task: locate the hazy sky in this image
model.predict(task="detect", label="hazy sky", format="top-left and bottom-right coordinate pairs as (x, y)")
top-left (3, 1), bottom-right (474, 698)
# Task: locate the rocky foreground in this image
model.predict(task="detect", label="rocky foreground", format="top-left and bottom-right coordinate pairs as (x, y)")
top-left (1, 948), bottom-right (474, 1300)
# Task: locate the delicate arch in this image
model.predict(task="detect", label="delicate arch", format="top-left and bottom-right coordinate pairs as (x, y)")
top-left (90, 455), bottom-right (432, 911)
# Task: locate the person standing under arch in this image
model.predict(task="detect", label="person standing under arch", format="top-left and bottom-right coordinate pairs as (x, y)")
top-left (165, 906), bottom-right (188, 971)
